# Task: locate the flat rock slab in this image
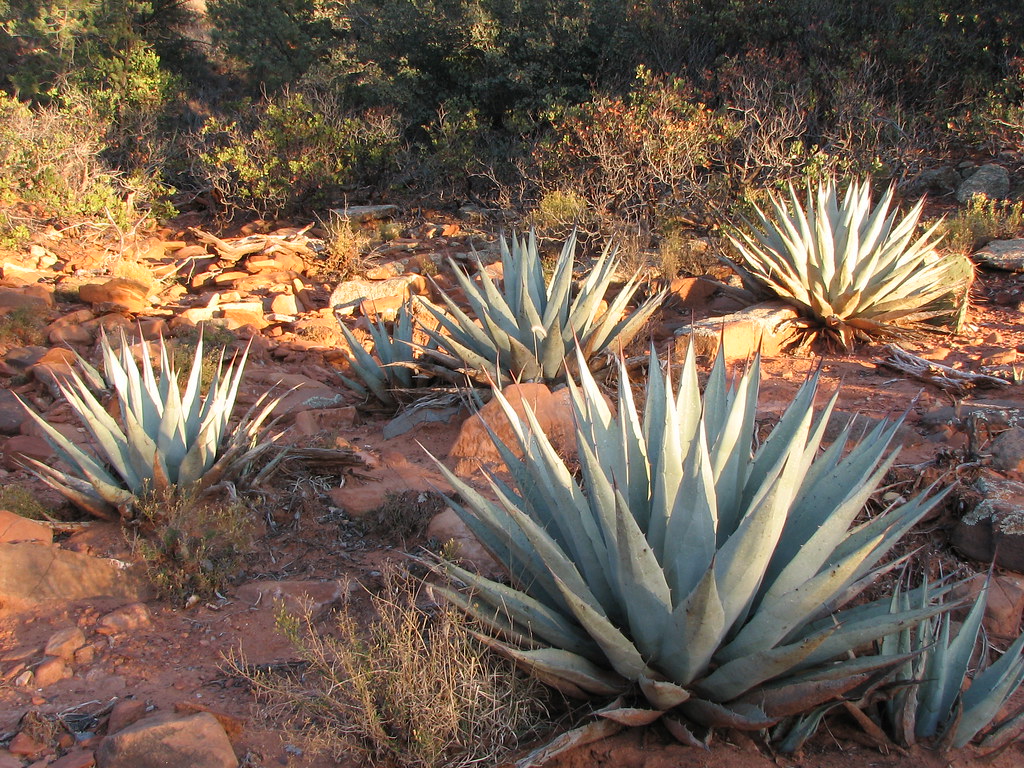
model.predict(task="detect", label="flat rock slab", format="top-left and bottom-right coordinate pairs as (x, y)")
top-left (0, 510), bottom-right (53, 545)
top-left (96, 712), bottom-right (237, 768)
top-left (329, 274), bottom-right (427, 310)
top-left (673, 302), bottom-right (802, 363)
top-left (0, 543), bottom-right (151, 608)
top-left (328, 204), bottom-right (399, 223)
top-left (973, 239), bottom-right (1024, 272)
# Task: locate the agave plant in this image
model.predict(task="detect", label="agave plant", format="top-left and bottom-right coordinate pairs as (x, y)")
top-left (17, 330), bottom-right (281, 521)
top-left (337, 302), bottom-right (418, 408)
top-left (727, 178), bottom-right (972, 349)
top-left (418, 231), bottom-right (664, 383)
top-left (881, 576), bottom-right (1024, 752)
top-left (430, 345), bottom-right (947, 742)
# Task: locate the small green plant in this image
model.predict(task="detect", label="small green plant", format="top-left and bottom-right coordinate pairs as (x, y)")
top-left (727, 177), bottom-right (972, 349)
top-left (0, 220), bottom-right (31, 249)
top-left (136, 490), bottom-right (254, 602)
top-left (657, 230), bottom-right (716, 279)
top-left (169, 324), bottom-right (238, 389)
top-left (419, 231), bottom-right (665, 383)
top-left (942, 194), bottom-right (1024, 254)
top-left (237, 568), bottom-right (549, 768)
top-left (432, 345), bottom-right (947, 744)
top-left (17, 330), bottom-right (281, 520)
top-left (0, 306), bottom-right (47, 346)
top-left (378, 221), bottom-right (403, 241)
top-left (532, 189), bottom-right (590, 235)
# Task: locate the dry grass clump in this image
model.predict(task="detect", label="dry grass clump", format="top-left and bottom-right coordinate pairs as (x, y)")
top-left (240, 569), bottom-right (551, 768)
top-left (311, 211), bottom-right (374, 281)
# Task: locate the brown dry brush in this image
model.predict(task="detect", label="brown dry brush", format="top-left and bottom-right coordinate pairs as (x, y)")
top-left (233, 568), bottom-right (551, 768)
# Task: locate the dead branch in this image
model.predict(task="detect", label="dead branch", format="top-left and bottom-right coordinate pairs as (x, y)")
top-left (877, 344), bottom-right (1012, 395)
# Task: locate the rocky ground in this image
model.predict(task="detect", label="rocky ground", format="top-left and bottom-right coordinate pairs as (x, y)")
top-left (3, 207), bottom-right (1024, 767)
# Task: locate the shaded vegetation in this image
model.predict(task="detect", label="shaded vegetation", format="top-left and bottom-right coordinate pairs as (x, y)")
top-left (1, 1), bottom-right (1022, 240)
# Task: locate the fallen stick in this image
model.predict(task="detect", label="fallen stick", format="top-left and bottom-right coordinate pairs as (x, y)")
top-left (877, 344), bottom-right (1011, 394)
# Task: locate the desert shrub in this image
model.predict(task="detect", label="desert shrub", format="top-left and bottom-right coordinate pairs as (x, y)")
top-left (0, 92), bottom-right (133, 223)
top-left (192, 89), bottom-right (403, 216)
top-left (656, 229), bottom-right (716, 279)
top-left (309, 212), bottom-right (373, 282)
top-left (942, 194), bottom-right (1024, 254)
top-left (136, 491), bottom-right (255, 602)
top-left (207, 0), bottom-right (335, 91)
top-left (962, 56), bottom-right (1024, 155)
top-left (531, 189), bottom-right (592, 237)
top-left (534, 67), bottom-right (736, 237)
top-left (240, 569), bottom-right (549, 768)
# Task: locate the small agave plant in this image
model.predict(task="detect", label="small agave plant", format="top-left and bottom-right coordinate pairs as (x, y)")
top-left (17, 329), bottom-right (281, 521)
top-left (337, 302), bottom-right (418, 408)
top-left (430, 345), bottom-right (948, 743)
top-left (727, 178), bottom-right (972, 349)
top-left (418, 231), bottom-right (664, 383)
top-left (881, 577), bottom-right (1024, 752)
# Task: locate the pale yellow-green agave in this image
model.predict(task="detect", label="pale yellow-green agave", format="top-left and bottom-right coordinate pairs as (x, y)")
top-left (17, 329), bottom-right (281, 520)
top-left (431, 345), bottom-right (948, 743)
top-left (728, 178), bottom-right (971, 349)
top-left (418, 231), bottom-right (665, 383)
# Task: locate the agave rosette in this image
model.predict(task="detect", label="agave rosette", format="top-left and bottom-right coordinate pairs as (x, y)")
top-left (337, 301), bottom-right (417, 408)
top-left (882, 577), bottom-right (1024, 751)
top-left (728, 178), bottom-right (970, 349)
top-left (430, 346), bottom-right (947, 739)
top-left (418, 231), bottom-right (664, 383)
top-left (17, 330), bottom-right (281, 520)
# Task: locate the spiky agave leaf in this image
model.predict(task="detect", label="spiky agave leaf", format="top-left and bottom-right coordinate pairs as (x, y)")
top-left (337, 302), bottom-right (417, 408)
top-left (727, 178), bottom-right (972, 349)
top-left (418, 231), bottom-right (665, 383)
top-left (16, 328), bottom-right (282, 518)
top-left (882, 576), bottom-right (1024, 750)
top-left (431, 344), bottom-right (946, 739)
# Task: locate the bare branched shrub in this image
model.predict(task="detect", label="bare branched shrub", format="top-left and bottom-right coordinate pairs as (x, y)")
top-left (238, 569), bottom-right (551, 768)
top-left (0, 91), bottom-right (133, 223)
top-left (534, 67), bottom-right (734, 234)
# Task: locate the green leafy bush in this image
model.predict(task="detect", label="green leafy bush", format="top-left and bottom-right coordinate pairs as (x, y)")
top-left (433, 345), bottom-right (946, 742)
top-left (942, 194), bottom-right (1024, 254)
top-left (0, 92), bottom-right (131, 222)
top-left (193, 89), bottom-right (402, 216)
top-left (535, 68), bottom-right (735, 233)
